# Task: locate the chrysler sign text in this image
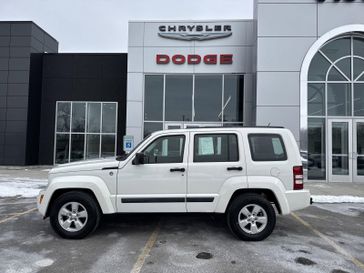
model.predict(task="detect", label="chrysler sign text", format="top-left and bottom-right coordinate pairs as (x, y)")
top-left (158, 24), bottom-right (232, 41)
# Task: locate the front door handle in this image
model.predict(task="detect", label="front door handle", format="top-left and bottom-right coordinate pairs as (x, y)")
top-left (170, 167), bottom-right (185, 173)
top-left (227, 166), bottom-right (243, 171)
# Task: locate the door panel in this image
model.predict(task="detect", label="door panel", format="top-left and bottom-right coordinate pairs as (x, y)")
top-left (328, 120), bottom-right (352, 182)
top-left (186, 131), bottom-right (247, 212)
top-left (117, 133), bottom-right (188, 212)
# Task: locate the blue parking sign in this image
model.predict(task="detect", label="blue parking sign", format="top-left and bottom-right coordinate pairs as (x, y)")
top-left (123, 135), bottom-right (134, 152)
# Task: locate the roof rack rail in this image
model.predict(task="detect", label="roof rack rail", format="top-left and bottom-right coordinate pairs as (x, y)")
top-left (181, 125), bottom-right (285, 129)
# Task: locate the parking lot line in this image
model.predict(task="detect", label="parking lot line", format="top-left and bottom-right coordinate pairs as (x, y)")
top-left (0, 201), bottom-right (36, 206)
top-left (130, 222), bottom-right (160, 273)
top-left (0, 208), bottom-right (37, 224)
top-left (291, 212), bottom-right (364, 271)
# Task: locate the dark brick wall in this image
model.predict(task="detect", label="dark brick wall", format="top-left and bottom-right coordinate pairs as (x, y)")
top-left (0, 21), bottom-right (58, 165)
top-left (38, 53), bottom-right (127, 165)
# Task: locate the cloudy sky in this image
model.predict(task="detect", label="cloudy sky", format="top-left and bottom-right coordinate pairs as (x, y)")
top-left (0, 0), bottom-right (253, 52)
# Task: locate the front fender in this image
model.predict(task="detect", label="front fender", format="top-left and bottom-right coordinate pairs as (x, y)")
top-left (39, 175), bottom-right (116, 216)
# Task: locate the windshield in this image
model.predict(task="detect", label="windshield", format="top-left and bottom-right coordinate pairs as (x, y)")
top-left (116, 134), bottom-right (153, 161)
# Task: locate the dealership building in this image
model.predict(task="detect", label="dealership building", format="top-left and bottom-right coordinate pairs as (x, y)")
top-left (1, 0), bottom-right (364, 183)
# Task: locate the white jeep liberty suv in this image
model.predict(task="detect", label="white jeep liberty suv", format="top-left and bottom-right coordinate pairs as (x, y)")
top-left (38, 127), bottom-right (311, 241)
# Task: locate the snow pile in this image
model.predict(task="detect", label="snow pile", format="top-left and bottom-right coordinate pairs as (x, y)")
top-left (312, 195), bottom-right (364, 203)
top-left (0, 177), bottom-right (47, 198)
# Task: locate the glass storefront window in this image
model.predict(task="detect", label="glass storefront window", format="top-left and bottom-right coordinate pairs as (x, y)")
top-left (224, 75), bottom-right (244, 122)
top-left (55, 134), bottom-right (69, 164)
top-left (144, 75), bottom-right (163, 121)
top-left (308, 52), bottom-right (331, 81)
top-left (143, 74), bottom-right (244, 136)
top-left (56, 102), bottom-right (71, 132)
top-left (308, 84), bottom-right (325, 116)
top-left (55, 101), bottom-right (117, 164)
top-left (101, 135), bottom-right (116, 157)
top-left (194, 75), bottom-right (222, 122)
top-left (353, 58), bottom-right (364, 81)
top-left (321, 37), bottom-right (351, 63)
top-left (327, 84), bottom-right (351, 116)
top-left (102, 103), bottom-right (117, 133)
top-left (355, 84), bottom-right (364, 116)
top-left (327, 66), bottom-right (348, 81)
top-left (307, 35), bottom-right (364, 180)
top-left (165, 75), bottom-right (193, 122)
top-left (307, 118), bottom-right (326, 180)
top-left (86, 134), bottom-right (100, 159)
top-left (356, 122), bottom-right (364, 176)
top-left (70, 134), bottom-right (85, 162)
top-left (354, 37), bottom-right (364, 58)
top-left (71, 102), bottom-right (86, 133)
top-left (335, 58), bottom-right (351, 80)
top-left (87, 103), bottom-right (101, 133)
top-left (144, 122), bottom-right (163, 137)
top-left (331, 122), bottom-right (349, 175)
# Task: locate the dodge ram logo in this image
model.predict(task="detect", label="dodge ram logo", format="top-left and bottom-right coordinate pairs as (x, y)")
top-left (158, 24), bottom-right (232, 41)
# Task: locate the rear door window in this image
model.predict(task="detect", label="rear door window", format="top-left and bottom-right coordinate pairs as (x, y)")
top-left (248, 134), bottom-right (287, 161)
top-left (194, 134), bottom-right (239, 162)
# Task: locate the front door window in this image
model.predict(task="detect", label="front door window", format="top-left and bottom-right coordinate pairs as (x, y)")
top-left (143, 135), bottom-right (185, 164)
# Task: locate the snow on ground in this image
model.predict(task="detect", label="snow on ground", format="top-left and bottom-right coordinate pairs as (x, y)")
top-left (313, 203), bottom-right (364, 216)
top-left (312, 195), bottom-right (364, 203)
top-left (0, 177), bottom-right (47, 198)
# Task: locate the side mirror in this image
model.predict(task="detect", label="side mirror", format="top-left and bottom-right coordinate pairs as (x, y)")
top-left (132, 152), bottom-right (145, 165)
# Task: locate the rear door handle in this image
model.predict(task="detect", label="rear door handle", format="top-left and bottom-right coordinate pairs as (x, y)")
top-left (227, 166), bottom-right (243, 171)
top-left (170, 167), bottom-right (185, 173)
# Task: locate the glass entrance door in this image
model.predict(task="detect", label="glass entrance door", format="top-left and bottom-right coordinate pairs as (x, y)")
top-left (353, 120), bottom-right (364, 182)
top-left (328, 119), bottom-right (352, 182)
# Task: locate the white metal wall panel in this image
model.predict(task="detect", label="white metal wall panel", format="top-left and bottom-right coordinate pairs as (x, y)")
top-left (256, 72), bottom-right (299, 106)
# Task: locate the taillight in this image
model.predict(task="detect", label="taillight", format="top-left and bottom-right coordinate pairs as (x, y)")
top-left (293, 166), bottom-right (304, 190)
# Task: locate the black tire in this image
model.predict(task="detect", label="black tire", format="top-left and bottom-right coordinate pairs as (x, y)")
top-left (49, 191), bottom-right (101, 239)
top-left (227, 193), bottom-right (276, 241)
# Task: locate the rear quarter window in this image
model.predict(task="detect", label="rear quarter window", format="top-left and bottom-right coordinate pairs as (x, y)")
top-left (248, 134), bottom-right (287, 161)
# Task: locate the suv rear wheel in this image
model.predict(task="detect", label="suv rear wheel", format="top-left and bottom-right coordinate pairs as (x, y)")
top-left (49, 191), bottom-right (101, 239)
top-left (227, 193), bottom-right (276, 241)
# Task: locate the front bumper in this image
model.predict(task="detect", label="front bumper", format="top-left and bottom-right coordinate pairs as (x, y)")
top-left (285, 189), bottom-right (311, 213)
top-left (37, 190), bottom-right (47, 217)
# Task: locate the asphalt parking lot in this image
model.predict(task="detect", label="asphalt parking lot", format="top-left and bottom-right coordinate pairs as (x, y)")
top-left (0, 197), bottom-right (363, 273)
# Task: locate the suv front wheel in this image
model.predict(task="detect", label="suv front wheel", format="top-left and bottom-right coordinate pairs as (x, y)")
top-left (227, 193), bottom-right (276, 241)
top-left (49, 191), bottom-right (101, 239)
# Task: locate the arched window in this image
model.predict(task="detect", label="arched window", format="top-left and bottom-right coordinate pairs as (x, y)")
top-left (307, 35), bottom-right (364, 180)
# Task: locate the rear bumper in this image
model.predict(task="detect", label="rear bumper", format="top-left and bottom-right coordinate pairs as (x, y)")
top-left (285, 190), bottom-right (311, 213)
